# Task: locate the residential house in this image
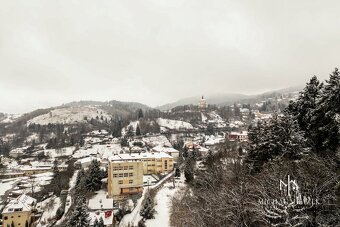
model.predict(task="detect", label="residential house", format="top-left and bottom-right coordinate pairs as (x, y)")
top-left (2, 194), bottom-right (36, 227)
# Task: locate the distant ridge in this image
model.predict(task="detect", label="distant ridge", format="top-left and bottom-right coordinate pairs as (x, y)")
top-left (156, 86), bottom-right (303, 110)
top-left (1, 99), bottom-right (151, 125)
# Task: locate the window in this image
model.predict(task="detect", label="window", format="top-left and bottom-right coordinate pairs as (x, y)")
top-left (124, 173), bottom-right (128, 177)
top-left (4, 216), bottom-right (8, 220)
top-left (129, 166), bottom-right (133, 170)
top-left (119, 173), bottom-right (123, 177)
top-left (118, 180), bottom-right (123, 184)
top-left (124, 166), bottom-right (128, 170)
top-left (118, 166), bottom-right (123, 170)
top-left (164, 160), bottom-right (168, 169)
top-left (129, 180), bottom-right (133, 184)
top-left (129, 173), bottom-right (133, 177)
top-left (113, 174), bottom-right (118, 178)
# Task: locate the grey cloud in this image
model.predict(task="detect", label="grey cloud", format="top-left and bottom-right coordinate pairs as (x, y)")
top-left (1, 0), bottom-right (340, 113)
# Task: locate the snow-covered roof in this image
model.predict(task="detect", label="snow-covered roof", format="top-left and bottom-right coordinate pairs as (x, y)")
top-left (229, 131), bottom-right (248, 136)
top-left (152, 145), bottom-right (179, 154)
top-left (109, 152), bottom-right (173, 162)
top-left (88, 197), bottom-right (114, 210)
top-left (3, 194), bottom-right (36, 213)
top-left (76, 156), bottom-right (101, 165)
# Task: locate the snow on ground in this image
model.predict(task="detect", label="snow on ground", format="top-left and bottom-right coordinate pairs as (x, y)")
top-left (201, 113), bottom-right (207, 123)
top-left (36, 196), bottom-right (61, 227)
top-left (55, 170), bottom-right (79, 225)
top-left (0, 113), bottom-right (21, 124)
top-left (27, 106), bottom-right (111, 125)
top-left (142, 135), bottom-right (171, 147)
top-left (204, 135), bottom-right (225, 146)
top-left (3, 159), bottom-right (19, 169)
top-left (121, 120), bottom-right (139, 136)
top-left (143, 175), bottom-right (158, 186)
top-left (25, 133), bottom-right (39, 143)
top-left (208, 111), bottom-right (227, 128)
top-left (157, 118), bottom-right (193, 130)
top-left (73, 144), bottom-right (121, 159)
top-left (41, 146), bottom-right (75, 158)
top-left (11, 172), bottom-right (53, 195)
top-left (0, 179), bottom-right (18, 204)
top-left (119, 172), bottom-right (174, 227)
top-left (146, 174), bottom-right (186, 227)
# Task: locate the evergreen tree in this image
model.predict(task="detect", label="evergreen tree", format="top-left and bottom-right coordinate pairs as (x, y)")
top-left (66, 196), bottom-right (90, 227)
top-left (206, 123), bottom-right (214, 135)
top-left (126, 125), bottom-right (134, 137)
top-left (311, 68), bottom-right (340, 153)
top-left (140, 193), bottom-right (155, 220)
top-left (175, 167), bottom-right (181, 178)
top-left (75, 168), bottom-right (86, 191)
top-left (50, 159), bottom-right (62, 195)
top-left (98, 217), bottom-right (105, 227)
top-left (287, 76), bottom-right (323, 151)
top-left (93, 218), bottom-right (99, 227)
top-left (85, 160), bottom-right (102, 191)
top-left (138, 109), bottom-right (144, 119)
top-left (136, 124), bottom-right (141, 136)
top-left (184, 157), bottom-right (195, 182)
top-left (246, 114), bottom-right (308, 172)
top-left (287, 76), bottom-right (323, 131)
top-left (76, 168), bottom-right (85, 185)
top-left (52, 159), bottom-right (59, 177)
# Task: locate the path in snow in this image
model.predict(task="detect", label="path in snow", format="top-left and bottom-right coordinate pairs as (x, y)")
top-left (146, 174), bottom-right (186, 227)
top-left (119, 172), bottom-right (174, 227)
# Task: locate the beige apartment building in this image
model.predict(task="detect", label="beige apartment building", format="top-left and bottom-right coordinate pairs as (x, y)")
top-left (2, 194), bottom-right (36, 227)
top-left (107, 152), bottom-right (174, 200)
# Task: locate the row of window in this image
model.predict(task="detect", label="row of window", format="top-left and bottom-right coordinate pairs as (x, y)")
top-left (118, 180), bottom-right (133, 184)
top-left (112, 166), bottom-right (134, 171)
top-left (113, 172), bottom-right (133, 178)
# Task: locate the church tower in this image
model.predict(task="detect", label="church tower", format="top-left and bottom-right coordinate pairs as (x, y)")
top-left (198, 96), bottom-right (208, 109)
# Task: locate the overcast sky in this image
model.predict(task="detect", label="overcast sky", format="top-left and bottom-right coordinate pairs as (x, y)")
top-left (1, 0), bottom-right (340, 113)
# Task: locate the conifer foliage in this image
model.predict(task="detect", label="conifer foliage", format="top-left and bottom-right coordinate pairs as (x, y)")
top-left (287, 68), bottom-right (340, 154)
top-left (86, 160), bottom-right (103, 191)
top-left (66, 196), bottom-right (90, 227)
top-left (246, 113), bottom-right (307, 171)
top-left (140, 192), bottom-right (155, 220)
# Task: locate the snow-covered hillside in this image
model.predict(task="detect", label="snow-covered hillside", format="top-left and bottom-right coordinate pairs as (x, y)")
top-left (27, 106), bottom-right (111, 125)
top-left (0, 113), bottom-right (21, 124)
top-left (121, 120), bottom-right (139, 136)
top-left (157, 118), bottom-right (193, 130)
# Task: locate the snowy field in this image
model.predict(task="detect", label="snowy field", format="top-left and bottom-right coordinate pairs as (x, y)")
top-left (121, 121), bottom-right (139, 136)
top-left (157, 118), bottom-right (193, 130)
top-left (73, 144), bottom-right (122, 159)
top-left (119, 172), bottom-right (174, 227)
top-left (0, 113), bottom-right (21, 124)
top-left (146, 174), bottom-right (186, 227)
top-left (27, 106), bottom-right (111, 125)
top-left (42, 146), bottom-right (75, 158)
top-left (142, 135), bottom-right (172, 147)
top-left (36, 196), bottom-right (61, 227)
